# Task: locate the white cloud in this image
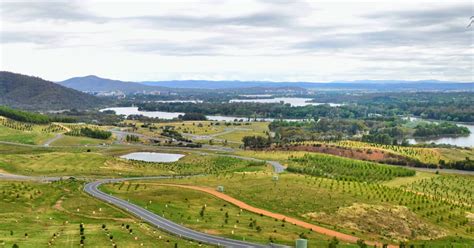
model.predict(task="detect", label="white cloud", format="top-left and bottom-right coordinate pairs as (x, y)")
top-left (0, 0), bottom-right (472, 82)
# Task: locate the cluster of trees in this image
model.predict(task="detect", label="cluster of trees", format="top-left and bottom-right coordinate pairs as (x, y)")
top-left (125, 134), bottom-right (140, 142)
top-left (414, 122), bottom-right (470, 137)
top-left (443, 157), bottom-right (474, 171)
top-left (54, 109), bottom-right (121, 125)
top-left (270, 119), bottom-right (369, 143)
top-left (242, 136), bottom-right (271, 149)
top-left (161, 127), bottom-right (190, 142)
top-left (178, 112), bottom-right (207, 121)
top-left (0, 105), bottom-right (50, 124)
top-left (66, 127), bottom-right (112, 139)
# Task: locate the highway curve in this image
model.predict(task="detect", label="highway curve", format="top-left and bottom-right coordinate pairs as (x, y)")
top-left (85, 177), bottom-right (275, 248)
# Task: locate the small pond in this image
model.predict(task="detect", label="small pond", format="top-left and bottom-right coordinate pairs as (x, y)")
top-left (120, 152), bottom-right (184, 162)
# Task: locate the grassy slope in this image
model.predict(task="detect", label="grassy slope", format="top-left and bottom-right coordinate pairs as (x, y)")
top-left (0, 180), bottom-right (207, 248)
top-left (150, 172), bottom-right (473, 246)
top-left (0, 147), bottom-right (266, 177)
top-left (102, 183), bottom-right (357, 247)
top-left (50, 135), bottom-right (111, 146)
top-left (0, 125), bottom-right (54, 145)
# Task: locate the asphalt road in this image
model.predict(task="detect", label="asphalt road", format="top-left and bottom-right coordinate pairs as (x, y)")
top-left (223, 155), bottom-right (286, 173)
top-left (84, 177), bottom-right (277, 248)
top-left (43, 133), bottom-right (63, 147)
top-left (82, 153), bottom-right (288, 247)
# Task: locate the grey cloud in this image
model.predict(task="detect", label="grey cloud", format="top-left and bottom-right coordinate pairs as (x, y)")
top-left (0, 1), bottom-right (105, 23)
top-left (125, 12), bottom-right (296, 29)
top-left (0, 31), bottom-right (60, 45)
top-left (366, 4), bottom-right (472, 27)
top-left (125, 41), bottom-right (222, 56)
top-left (1, 1), bottom-right (295, 28)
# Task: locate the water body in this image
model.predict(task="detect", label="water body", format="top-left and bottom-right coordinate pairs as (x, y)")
top-left (154, 100), bottom-right (202, 103)
top-left (408, 124), bottom-right (474, 147)
top-left (404, 117), bottom-right (474, 147)
top-left (229, 97), bottom-right (342, 107)
top-left (102, 107), bottom-right (183, 119)
top-left (120, 152), bottom-right (184, 162)
top-left (101, 107), bottom-right (303, 122)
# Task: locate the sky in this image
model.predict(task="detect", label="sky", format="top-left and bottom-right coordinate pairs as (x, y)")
top-left (0, 0), bottom-right (472, 82)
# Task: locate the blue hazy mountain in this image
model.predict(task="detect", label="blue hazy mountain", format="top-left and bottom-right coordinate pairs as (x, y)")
top-left (60, 75), bottom-right (473, 92)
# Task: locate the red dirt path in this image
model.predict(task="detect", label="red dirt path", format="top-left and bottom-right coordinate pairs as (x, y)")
top-left (158, 183), bottom-right (397, 248)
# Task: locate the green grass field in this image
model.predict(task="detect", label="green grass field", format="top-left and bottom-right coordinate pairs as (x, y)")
top-left (0, 180), bottom-right (209, 248)
top-left (0, 125), bottom-right (54, 145)
top-left (101, 182), bottom-right (358, 247)
top-left (0, 145), bottom-right (267, 177)
top-left (50, 135), bottom-right (112, 146)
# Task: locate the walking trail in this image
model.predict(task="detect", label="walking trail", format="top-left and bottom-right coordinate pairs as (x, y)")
top-left (156, 183), bottom-right (397, 248)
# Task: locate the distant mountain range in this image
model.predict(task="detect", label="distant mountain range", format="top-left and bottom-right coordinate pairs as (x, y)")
top-left (0, 72), bottom-right (107, 110)
top-left (59, 75), bottom-right (169, 94)
top-left (141, 79), bottom-right (474, 91)
top-left (59, 75), bottom-right (474, 92)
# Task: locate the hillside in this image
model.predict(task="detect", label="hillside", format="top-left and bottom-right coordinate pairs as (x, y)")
top-left (0, 71), bottom-right (107, 110)
top-left (59, 75), bottom-right (169, 94)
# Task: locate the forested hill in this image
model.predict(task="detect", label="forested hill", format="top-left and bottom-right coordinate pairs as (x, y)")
top-left (59, 75), bottom-right (169, 94)
top-left (0, 71), bottom-right (107, 110)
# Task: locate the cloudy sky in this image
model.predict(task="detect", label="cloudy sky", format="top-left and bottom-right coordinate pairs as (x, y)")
top-left (0, 0), bottom-right (472, 82)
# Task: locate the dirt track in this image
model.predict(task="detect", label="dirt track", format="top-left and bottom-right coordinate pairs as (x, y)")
top-left (158, 183), bottom-right (397, 248)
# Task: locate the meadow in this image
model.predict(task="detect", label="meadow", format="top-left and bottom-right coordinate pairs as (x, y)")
top-left (0, 179), bottom-right (209, 248)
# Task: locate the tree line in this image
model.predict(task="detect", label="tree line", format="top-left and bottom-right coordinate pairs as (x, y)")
top-left (66, 127), bottom-right (112, 140)
top-left (0, 105), bottom-right (50, 124)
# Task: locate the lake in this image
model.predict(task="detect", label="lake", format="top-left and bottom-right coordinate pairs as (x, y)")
top-left (102, 107), bottom-right (183, 119)
top-left (408, 124), bottom-right (474, 147)
top-left (229, 97), bottom-right (342, 107)
top-left (101, 107), bottom-right (300, 122)
top-left (120, 152), bottom-right (184, 162)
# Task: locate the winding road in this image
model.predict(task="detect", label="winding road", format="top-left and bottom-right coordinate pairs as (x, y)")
top-left (85, 177), bottom-right (276, 248)
top-left (83, 157), bottom-right (287, 247)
